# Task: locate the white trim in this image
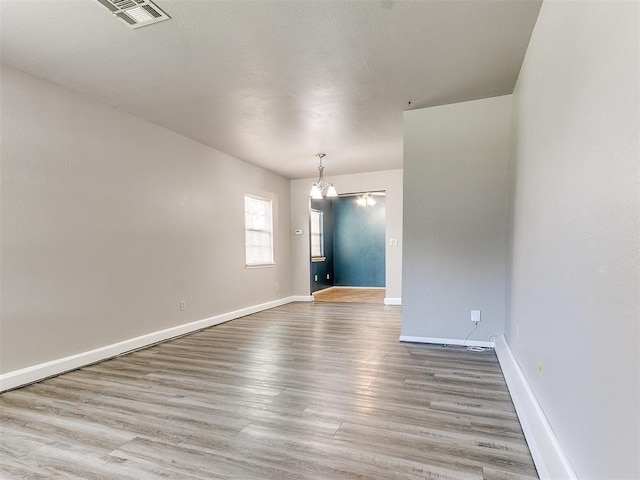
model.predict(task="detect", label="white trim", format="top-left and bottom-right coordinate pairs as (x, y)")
top-left (244, 263), bottom-right (276, 269)
top-left (493, 335), bottom-right (577, 480)
top-left (290, 295), bottom-right (314, 302)
top-left (399, 335), bottom-right (494, 348)
top-left (0, 296), bottom-right (298, 393)
top-left (314, 286), bottom-right (338, 293)
top-left (384, 297), bottom-right (402, 305)
top-left (330, 286), bottom-right (385, 290)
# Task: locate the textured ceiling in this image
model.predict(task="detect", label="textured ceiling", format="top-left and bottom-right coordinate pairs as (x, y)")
top-left (0, 0), bottom-right (541, 179)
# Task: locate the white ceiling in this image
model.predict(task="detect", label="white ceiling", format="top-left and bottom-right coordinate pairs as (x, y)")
top-left (1, 0), bottom-right (541, 179)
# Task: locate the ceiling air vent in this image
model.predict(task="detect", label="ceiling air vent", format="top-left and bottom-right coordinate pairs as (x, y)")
top-left (94, 0), bottom-right (170, 29)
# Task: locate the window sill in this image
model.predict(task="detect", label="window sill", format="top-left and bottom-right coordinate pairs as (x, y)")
top-left (245, 263), bottom-right (276, 269)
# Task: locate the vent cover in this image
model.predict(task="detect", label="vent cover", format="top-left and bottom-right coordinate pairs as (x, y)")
top-left (94, 0), bottom-right (170, 29)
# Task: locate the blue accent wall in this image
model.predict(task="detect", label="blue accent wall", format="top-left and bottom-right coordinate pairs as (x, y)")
top-left (310, 198), bottom-right (334, 293)
top-left (333, 196), bottom-right (385, 287)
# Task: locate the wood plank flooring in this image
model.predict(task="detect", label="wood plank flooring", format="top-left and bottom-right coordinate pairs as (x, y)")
top-left (0, 302), bottom-right (538, 480)
top-left (313, 287), bottom-right (386, 304)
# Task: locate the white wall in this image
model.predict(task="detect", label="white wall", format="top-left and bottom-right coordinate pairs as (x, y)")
top-left (0, 64), bottom-right (292, 376)
top-left (401, 96), bottom-right (512, 344)
top-left (507, 1), bottom-right (639, 478)
top-left (290, 169), bottom-right (403, 301)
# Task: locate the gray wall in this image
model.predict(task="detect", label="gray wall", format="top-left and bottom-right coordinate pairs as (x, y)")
top-left (1, 64), bottom-right (292, 374)
top-left (401, 95), bottom-right (511, 342)
top-left (291, 169), bottom-right (403, 300)
top-left (507, 2), bottom-right (639, 478)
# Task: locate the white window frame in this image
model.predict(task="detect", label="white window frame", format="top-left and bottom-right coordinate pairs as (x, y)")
top-left (244, 194), bottom-right (275, 267)
top-left (310, 208), bottom-right (325, 262)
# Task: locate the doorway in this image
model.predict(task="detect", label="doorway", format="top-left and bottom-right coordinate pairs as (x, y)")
top-left (310, 192), bottom-right (386, 302)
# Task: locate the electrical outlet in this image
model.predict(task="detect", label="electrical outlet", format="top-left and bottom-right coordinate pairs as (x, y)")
top-left (180, 300), bottom-right (186, 311)
top-left (314, 274), bottom-right (318, 282)
top-left (326, 274), bottom-right (330, 280)
top-left (470, 310), bottom-right (481, 323)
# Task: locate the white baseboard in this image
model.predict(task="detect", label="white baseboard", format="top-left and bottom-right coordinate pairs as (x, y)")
top-left (0, 296), bottom-right (298, 393)
top-left (399, 335), bottom-right (494, 348)
top-left (290, 295), bottom-right (314, 302)
top-left (384, 297), bottom-right (402, 305)
top-left (320, 286), bottom-right (386, 290)
top-left (493, 335), bottom-right (577, 480)
top-left (314, 286), bottom-right (338, 292)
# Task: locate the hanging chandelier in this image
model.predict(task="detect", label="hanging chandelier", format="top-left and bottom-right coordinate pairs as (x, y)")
top-left (309, 153), bottom-right (337, 199)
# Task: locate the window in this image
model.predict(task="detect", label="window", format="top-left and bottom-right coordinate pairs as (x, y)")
top-left (244, 195), bottom-right (274, 267)
top-left (310, 209), bottom-right (325, 260)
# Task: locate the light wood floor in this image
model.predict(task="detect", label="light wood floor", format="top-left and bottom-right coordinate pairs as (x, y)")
top-left (0, 302), bottom-right (538, 480)
top-left (313, 287), bottom-right (386, 304)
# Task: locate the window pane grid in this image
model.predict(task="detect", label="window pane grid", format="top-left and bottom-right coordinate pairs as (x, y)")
top-left (244, 195), bottom-right (274, 266)
top-left (310, 209), bottom-right (324, 258)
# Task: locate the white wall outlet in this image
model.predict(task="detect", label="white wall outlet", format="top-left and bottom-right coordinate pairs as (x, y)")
top-left (180, 300), bottom-right (186, 311)
top-left (294, 229), bottom-right (303, 235)
top-left (314, 274), bottom-right (318, 281)
top-left (326, 274), bottom-right (330, 280)
top-left (471, 310), bottom-right (481, 323)
top-left (389, 238), bottom-right (398, 246)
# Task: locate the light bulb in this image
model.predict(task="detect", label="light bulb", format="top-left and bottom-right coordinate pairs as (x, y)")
top-left (309, 184), bottom-right (323, 199)
top-left (326, 184), bottom-right (338, 197)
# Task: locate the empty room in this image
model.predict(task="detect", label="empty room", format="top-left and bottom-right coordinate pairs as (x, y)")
top-left (1, 1), bottom-right (638, 479)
